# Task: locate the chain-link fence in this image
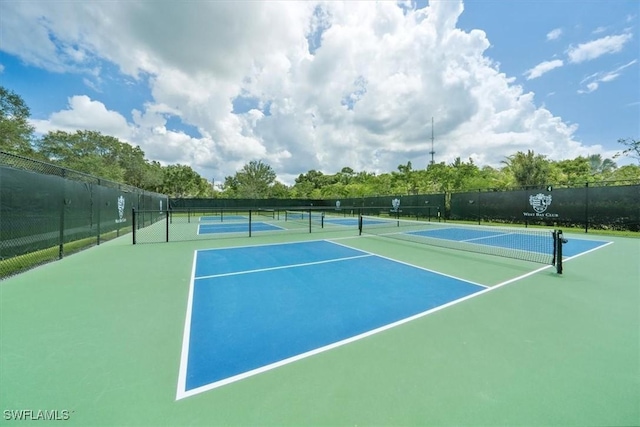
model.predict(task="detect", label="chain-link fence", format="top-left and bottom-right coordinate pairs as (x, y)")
top-left (0, 151), bottom-right (168, 279)
top-left (5, 151), bottom-right (635, 271)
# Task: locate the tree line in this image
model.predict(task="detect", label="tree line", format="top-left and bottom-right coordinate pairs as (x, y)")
top-left (2, 85), bottom-right (639, 199)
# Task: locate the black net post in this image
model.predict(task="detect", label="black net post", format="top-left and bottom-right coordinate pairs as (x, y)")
top-left (249, 210), bottom-right (252, 237)
top-left (308, 208), bottom-right (312, 233)
top-left (556, 230), bottom-right (564, 274)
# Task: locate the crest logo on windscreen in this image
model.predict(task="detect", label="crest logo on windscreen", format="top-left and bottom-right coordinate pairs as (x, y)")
top-left (529, 193), bottom-right (552, 214)
top-left (335, 200), bottom-right (341, 210)
top-left (116, 196), bottom-right (127, 223)
top-left (391, 198), bottom-right (401, 212)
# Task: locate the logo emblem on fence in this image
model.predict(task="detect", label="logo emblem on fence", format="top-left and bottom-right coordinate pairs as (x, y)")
top-left (116, 196), bottom-right (126, 223)
top-left (529, 193), bottom-right (552, 214)
top-left (335, 200), bottom-right (341, 209)
top-left (391, 198), bottom-right (400, 212)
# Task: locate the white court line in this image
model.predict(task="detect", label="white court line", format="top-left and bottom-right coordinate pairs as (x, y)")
top-left (194, 254), bottom-right (373, 281)
top-left (176, 237), bottom-right (613, 400)
top-left (563, 240), bottom-right (614, 262)
top-left (461, 232), bottom-right (515, 243)
top-left (328, 239), bottom-right (488, 289)
top-left (176, 251), bottom-right (199, 401)
top-left (176, 270), bottom-right (491, 400)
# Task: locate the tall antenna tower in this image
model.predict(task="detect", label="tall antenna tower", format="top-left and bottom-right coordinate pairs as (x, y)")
top-left (429, 116), bottom-right (435, 166)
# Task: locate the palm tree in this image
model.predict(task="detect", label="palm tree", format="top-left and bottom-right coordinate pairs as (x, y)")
top-left (501, 150), bottom-right (551, 188)
top-left (587, 154), bottom-right (617, 175)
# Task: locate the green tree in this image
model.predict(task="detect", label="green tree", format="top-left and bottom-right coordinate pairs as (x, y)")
top-left (394, 161), bottom-right (418, 194)
top-left (232, 160), bottom-right (277, 199)
top-left (161, 164), bottom-right (207, 197)
top-left (0, 86), bottom-right (36, 156)
top-left (609, 164), bottom-right (640, 181)
top-left (502, 150), bottom-right (551, 188)
top-left (221, 175), bottom-right (240, 197)
top-left (337, 166), bottom-right (355, 185)
top-left (138, 160), bottom-right (165, 193)
top-left (268, 181), bottom-right (291, 198)
top-left (36, 130), bottom-right (126, 181)
top-left (587, 154), bottom-right (616, 176)
top-left (554, 157), bottom-right (591, 184)
top-left (292, 169), bottom-right (329, 198)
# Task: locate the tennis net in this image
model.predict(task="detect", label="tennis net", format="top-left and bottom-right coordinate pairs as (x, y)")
top-left (359, 215), bottom-right (564, 273)
top-left (256, 208), bottom-right (275, 219)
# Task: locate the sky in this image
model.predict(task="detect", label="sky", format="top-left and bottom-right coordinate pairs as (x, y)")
top-left (0, 0), bottom-right (638, 186)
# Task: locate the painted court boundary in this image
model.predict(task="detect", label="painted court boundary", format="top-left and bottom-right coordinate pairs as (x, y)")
top-left (175, 238), bottom-right (613, 400)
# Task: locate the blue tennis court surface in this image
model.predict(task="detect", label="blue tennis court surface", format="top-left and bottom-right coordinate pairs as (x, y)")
top-left (177, 240), bottom-right (486, 398)
top-left (407, 227), bottom-right (608, 257)
top-left (198, 222), bottom-right (283, 234)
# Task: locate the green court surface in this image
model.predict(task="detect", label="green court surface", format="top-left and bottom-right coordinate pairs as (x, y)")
top-left (1, 226), bottom-right (638, 426)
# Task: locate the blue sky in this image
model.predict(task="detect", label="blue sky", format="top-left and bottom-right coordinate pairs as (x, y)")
top-left (0, 0), bottom-right (637, 184)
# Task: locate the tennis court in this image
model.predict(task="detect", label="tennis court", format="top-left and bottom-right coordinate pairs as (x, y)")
top-left (1, 218), bottom-right (638, 426)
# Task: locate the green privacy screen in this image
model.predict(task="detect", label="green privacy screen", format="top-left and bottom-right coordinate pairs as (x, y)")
top-left (0, 152), bottom-right (168, 278)
top-left (449, 183), bottom-right (639, 231)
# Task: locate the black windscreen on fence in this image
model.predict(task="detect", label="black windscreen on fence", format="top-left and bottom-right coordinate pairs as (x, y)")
top-left (170, 194), bottom-right (446, 220)
top-left (587, 184), bottom-right (640, 230)
top-left (450, 183), bottom-right (639, 231)
top-left (1, 167), bottom-right (64, 255)
top-left (3, 146), bottom-right (638, 279)
top-left (0, 151), bottom-right (168, 278)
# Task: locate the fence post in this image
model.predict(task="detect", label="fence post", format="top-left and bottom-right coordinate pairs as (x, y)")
top-left (96, 181), bottom-right (101, 245)
top-left (477, 189), bottom-right (481, 225)
top-left (59, 170), bottom-right (66, 259)
top-left (585, 182), bottom-right (589, 233)
top-left (165, 209), bottom-right (169, 242)
top-left (132, 208), bottom-right (137, 244)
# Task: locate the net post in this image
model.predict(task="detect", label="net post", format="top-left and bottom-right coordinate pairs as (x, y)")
top-left (321, 212), bottom-right (325, 228)
top-left (556, 229), bottom-right (564, 274)
top-left (249, 210), bottom-right (252, 237)
top-left (308, 208), bottom-right (312, 233)
top-left (358, 213), bottom-right (363, 235)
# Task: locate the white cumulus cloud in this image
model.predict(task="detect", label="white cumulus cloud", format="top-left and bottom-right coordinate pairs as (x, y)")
top-left (3, 0), bottom-right (618, 184)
